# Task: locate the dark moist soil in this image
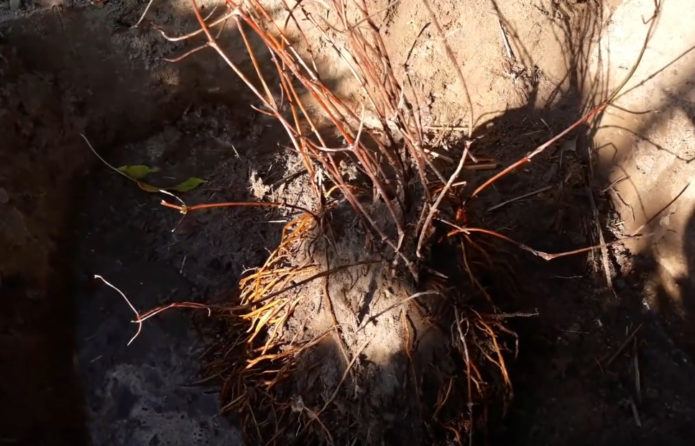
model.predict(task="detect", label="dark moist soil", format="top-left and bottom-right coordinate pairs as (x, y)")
top-left (0, 5), bottom-right (265, 444)
top-left (2, 3), bottom-right (695, 446)
top-left (70, 103), bottom-right (274, 446)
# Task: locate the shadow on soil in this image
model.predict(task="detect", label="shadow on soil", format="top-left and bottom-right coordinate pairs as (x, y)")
top-left (455, 2), bottom-right (695, 445)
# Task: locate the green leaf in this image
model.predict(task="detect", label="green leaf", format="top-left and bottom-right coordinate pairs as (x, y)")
top-left (117, 164), bottom-right (159, 180)
top-left (132, 177), bottom-right (207, 193)
top-left (168, 177), bottom-right (207, 192)
top-left (136, 181), bottom-right (161, 193)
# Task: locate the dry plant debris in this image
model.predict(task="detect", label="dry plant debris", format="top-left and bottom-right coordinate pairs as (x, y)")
top-left (123, 0), bottom-right (661, 444)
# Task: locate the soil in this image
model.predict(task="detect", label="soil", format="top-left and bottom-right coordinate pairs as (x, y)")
top-left (2, 0), bottom-right (695, 445)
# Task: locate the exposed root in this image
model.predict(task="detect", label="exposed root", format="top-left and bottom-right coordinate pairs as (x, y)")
top-left (139, 0), bottom-right (665, 444)
top-left (201, 204), bottom-right (520, 444)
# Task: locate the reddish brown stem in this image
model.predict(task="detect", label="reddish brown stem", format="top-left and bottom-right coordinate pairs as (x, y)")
top-left (160, 199), bottom-right (316, 218)
top-left (471, 103), bottom-right (607, 198)
top-left (137, 302), bottom-right (212, 323)
top-left (444, 222), bottom-right (616, 261)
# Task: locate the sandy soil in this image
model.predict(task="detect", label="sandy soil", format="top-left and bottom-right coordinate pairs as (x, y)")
top-left (2, 0), bottom-right (695, 445)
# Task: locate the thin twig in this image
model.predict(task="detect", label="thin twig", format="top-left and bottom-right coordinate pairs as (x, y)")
top-left (163, 43), bottom-right (209, 63)
top-left (160, 199), bottom-right (317, 219)
top-left (483, 311), bottom-right (539, 320)
top-left (455, 309), bottom-right (474, 446)
top-left (422, 0), bottom-right (474, 139)
top-left (156, 10), bottom-right (237, 42)
top-left (471, 103), bottom-right (607, 198)
top-left (81, 134), bottom-right (179, 198)
top-left (132, 0), bottom-right (156, 28)
top-left (233, 260), bottom-right (380, 311)
top-left (317, 338), bottom-right (371, 417)
top-left (441, 219), bottom-right (634, 262)
top-left (93, 275), bottom-right (142, 346)
top-left (586, 185), bottom-right (614, 291)
top-left (93, 275), bottom-right (213, 346)
top-left (629, 398), bottom-right (642, 428)
top-left (495, 12), bottom-right (514, 60)
top-left (359, 290), bottom-right (442, 330)
top-left (604, 323), bottom-right (643, 367)
top-left (610, 0), bottom-right (662, 103)
top-left (601, 175), bottom-right (629, 194)
top-left (472, 1), bottom-right (661, 200)
top-left (628, 183), bottom-right (690, 236)
top-left (423, 124), bottom-right (469, 132)
top-left (80, 134), bottom-right (133, 182)
top-left (417, 141), bottom-right (471, 258)
top-left (487, 185), bottom-right (553, 212)
top-left (137, 302), bottom-right (211, 323)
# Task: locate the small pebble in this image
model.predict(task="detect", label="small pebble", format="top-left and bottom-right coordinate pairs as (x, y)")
top-left (9, 0), bottom-right (21, 11)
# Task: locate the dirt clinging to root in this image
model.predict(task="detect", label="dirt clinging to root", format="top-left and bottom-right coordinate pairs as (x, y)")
top-left (211, 190), bottom-right (520, 445)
